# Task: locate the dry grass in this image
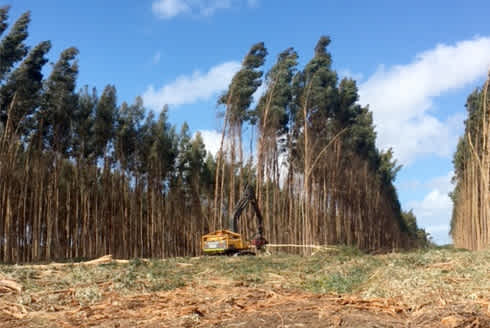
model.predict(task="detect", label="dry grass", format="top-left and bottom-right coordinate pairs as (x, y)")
top-left (359, 247), bottom-right (489, 307)
top-left (0, 246), bottom-right (488, 327)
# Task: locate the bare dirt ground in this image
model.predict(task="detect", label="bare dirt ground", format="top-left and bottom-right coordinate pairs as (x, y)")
top-left (4, 282), bottom-right (489, 328)
top-left (0, 247), bottom-right (489, 327)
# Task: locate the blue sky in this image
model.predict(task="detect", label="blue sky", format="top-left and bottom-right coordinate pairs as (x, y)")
top-left (10, 0), bottom-right (490, 244)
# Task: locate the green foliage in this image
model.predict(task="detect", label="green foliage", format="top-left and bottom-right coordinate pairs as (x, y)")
top-left (401, 209), bottom-right (432, 248)
top-left (0, 6), bottom-right (10, 37)
top-left (346, 106), bottom-right (377, 161)
top-left (0, 40), bottom-right (51, 135)
top-left (450, 83), bottom-right (488, 243)
top-left (452, 87), bottom-right (484, 185)
top-left (255, 47), bottom-right (298, 138)
top-left (305, 266), bottom-right (369, 294)
top-left (336, 245), bottom-right (365, 258)
top-left (219, 42), bottom-right (267, 126)
top-left (40, 47), bottom-right (79, 154)
top-left (114, 97), bottom-right (145, 171)
top-left (148, 107), bottom-right (178, 180)
top-left (0, 10), bottom-right (30, 81)
top-left (377, 148), bottom-right (402, 186)
top-left (72, 85), bottom-right (97, 161)
top-left (295, 36), bottom-right (337, 130)
top-left (94, 85), bottom-right (117, 159)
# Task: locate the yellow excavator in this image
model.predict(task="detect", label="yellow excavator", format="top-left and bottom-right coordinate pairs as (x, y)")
top-left (201, 185), bottom-right (268, 255)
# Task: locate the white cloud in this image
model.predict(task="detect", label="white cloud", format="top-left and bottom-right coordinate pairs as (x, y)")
top-left (398, 179), bottom-right (422, 192)
top-left (426, 171), bottom-right (454, 194)
top-left (199, 0), bottom-right (232, 16)
top-left (426, 224), bottom-right (451, 233)
top-left (359, 36), bottom-right (490, 165)
top-left (247, 0), bottom-right (260, 8)
top-left (412, 189), bottom-right (452, 218)
top-left (408, 171), bottom-right (454, 245)
top-left (195, 129), bottom-right (222, 156)
top-left (152, 0), bottom-right (257, 19)
top-left (194, 128), bottom-right (261, 160)
top-left (152, 0), bottom-right (190, 19)
top-left (338, 69), bottom-right (364, 82)
top-left (152, 51), bottom-right (161, 65)
top-left (142, 61), bottom-right (241, 109)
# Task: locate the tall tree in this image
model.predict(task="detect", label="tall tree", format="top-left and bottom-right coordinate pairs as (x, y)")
top-left (0, 6), bottom-right (10, 37)
top-left (72, 86), bottom-right (97, 162)
top-left (0, 41), bottom-right (51, 138)
top-left (451, 72), bottom-right (490, 250)
top-left (94, 85), bottom-right (117, 160)
top-left (294, 36), bottom-right (338, 249)
top-left (0, 10), bottom-right (30, 82)
top-left (255, 47), bottom-right (298, 239)
top-left (115, 97), bottom-right (145, 173)
top-left (215, 42), bottom-right (267, 227)
top-left (40, 47), bottom-right (79, 155)
top-left (39, 47), bottom-right (79, 259)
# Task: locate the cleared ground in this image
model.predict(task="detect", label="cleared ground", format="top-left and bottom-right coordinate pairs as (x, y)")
top-left (0, 246), bottom-right (488, 327)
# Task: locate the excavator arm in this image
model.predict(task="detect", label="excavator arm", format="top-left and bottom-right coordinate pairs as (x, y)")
top-left (229, 184), bottom-right (268, 249)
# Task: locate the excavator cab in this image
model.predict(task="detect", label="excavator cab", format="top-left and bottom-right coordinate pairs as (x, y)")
top-left (202, 185), bottom-right (267, 255)
top-left (201, 230), bottom-right (249, 255)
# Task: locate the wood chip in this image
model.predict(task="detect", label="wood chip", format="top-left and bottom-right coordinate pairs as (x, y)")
top-left (441, 315), bottom-right (463, 328)
top-left (0, 279), bottom-right (22, 294)
top-left (176, 262), bottom-right (193, 267)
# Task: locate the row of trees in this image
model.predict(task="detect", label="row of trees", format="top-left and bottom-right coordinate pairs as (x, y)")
top-left (215, 37), bottom-right (430, 253)
top-left (0, 6), bottom-right (428, 263)
top-left (451, 72), bottom-right (490, 250)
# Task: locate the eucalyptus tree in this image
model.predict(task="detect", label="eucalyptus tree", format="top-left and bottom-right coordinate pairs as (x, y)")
top-left (0, 11), bottom-right (48, 262)
top-left (214, 42), bottom-right (267, 227)
top-left (115, 97), bottom-right (145, 174)
top-left (401, 209), bottom-right (430, 248)
top-left (291, 36), bottom-right (339, 248)
top-left (188, 132), bottom-right (208, 207)
top-left (176, 128), bottom-right (208, 254)
top-left (148, 106), bottom-right (177, 183)
top-left (41, 47), bottom-right (79, 155)
top-left (68, 86), bottom-right (97, 257)
top-left (451, 74), bottom-right (490, 250)
top-left (91, 85), bottom-right (118, 255)
top-left (35, 47), bottom-right (79, 259)
top-left (113, 97), bottom-right (145, 257)
top-left (148, 109), bottom-right (179, 257)
top-left (94, 85), bottom-right (117, 161)
top-left (254, 47), bottom-right (298, 241)
top-left (0, 8), bottom-right (45, 140)
top-left (0, 41), bottom-right (51, 139)
top-left (0, 6), bottom-right (9, 36)
top-left (0, 8), bottom-right (54, 262)
top-left (72, 86), bottom-right (97, 163)
top-left (176, 122), bottom-right (192, 192)
top-left (0, 9), bottom-right (30, 82)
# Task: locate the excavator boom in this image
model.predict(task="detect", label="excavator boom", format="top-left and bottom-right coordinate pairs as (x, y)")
top-left (230, 185), bottom-right (266, 246)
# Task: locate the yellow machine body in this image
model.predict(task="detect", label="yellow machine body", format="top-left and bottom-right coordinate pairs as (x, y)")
top-left (201, 230), bottom-right (251, 255)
